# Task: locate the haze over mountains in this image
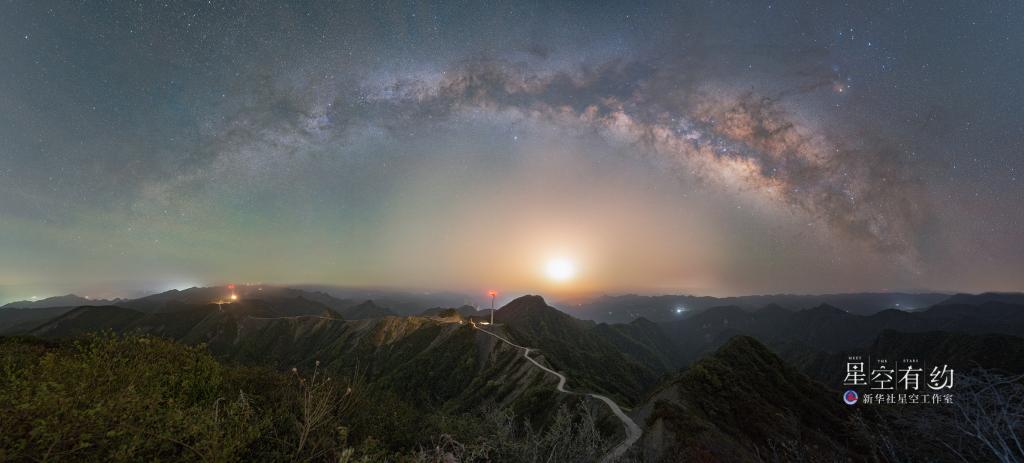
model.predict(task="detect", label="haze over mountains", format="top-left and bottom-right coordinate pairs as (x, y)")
top-left (1, 294), bottom-right (120, 309)
top-left (0, 286), bottom-right (430, 334)
top-left (3, 285), bottom-right (1024, 461)
top-left (4, 288), bottom-right (1022, 379)
top-left (571, 292), bottom-right (956, 323)
top-left (5, 284), bottom-right (1002, 321)
top-left (5, 285), bottom-right (1021, 354)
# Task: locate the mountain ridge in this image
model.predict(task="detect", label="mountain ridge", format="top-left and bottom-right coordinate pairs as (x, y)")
top-left (635, 335), bottom-right (877, 462)
top-left (1, 294), bottom-right (119, 309)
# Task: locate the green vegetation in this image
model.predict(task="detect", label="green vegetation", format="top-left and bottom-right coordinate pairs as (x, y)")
top-left (0, 334), bottom-right (611, 462)
top-left (2, 335), bottom-right (253, 461)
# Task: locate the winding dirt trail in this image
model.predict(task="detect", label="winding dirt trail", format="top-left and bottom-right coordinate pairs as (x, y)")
top-left (240, 314), bottom-right (642, 460)
top-left (474, 325), bottom-right (642, 463)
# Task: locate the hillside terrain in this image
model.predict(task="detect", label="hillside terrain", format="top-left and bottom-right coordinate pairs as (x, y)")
top-left (20, 296), bottom-right (636, 450)
top-left (496, 296), bottom-right (671, 405)
top-left (661, 300), bottom-right (1024, 364)
top-left (0, 335), bottom-right (618, 462)
top-left (3, 289), bottom-right (1024, 461)
top-left (635, 336), bottom-right (878, 462)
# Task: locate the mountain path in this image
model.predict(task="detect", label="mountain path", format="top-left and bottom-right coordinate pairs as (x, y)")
top-left (238, 314), bottom-right (642, 460)
top-left (474, 324), bottom-right (642, 463)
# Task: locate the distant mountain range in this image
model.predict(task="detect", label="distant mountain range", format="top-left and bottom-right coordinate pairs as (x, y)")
top-left (1, 294), bottom-right (120, 309)
top-left (8, 287), bottom-right (1021, 324)
top-left (341, 300), bottom-right (398, 319)
top-left (569, 292), bottom-right (958, 323)
top-left (0, 286), bottom-right (389, 335)
top-left (662, 298), bottom-right (1024, 364)
top-left (2, 288), bottom-right (1024, 460)
top-left (419, 304), bottom-right (489, 318)
top-left (286, 284), bottom-right (476, 315)
top-left (6, 288), bottom-right (1024, 381)
top-left (0, 285), bottom-right (481, 332)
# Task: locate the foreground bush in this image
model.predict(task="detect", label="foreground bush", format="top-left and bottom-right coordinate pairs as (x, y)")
top-left (0, 335), bottom-right (612, 462)
top-left (1, 335), bottom-right (256, 461)
top-left (0, 335), bottom-right (357, 462)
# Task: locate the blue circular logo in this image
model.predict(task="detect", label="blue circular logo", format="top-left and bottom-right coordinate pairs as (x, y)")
top-left (843, 389), bottom-right (859, 405)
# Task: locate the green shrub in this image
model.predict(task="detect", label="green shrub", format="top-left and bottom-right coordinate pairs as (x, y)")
top-left (0, 334), bottom-right (269, 462)
top-left (0, 334), bottom-right (611, 462)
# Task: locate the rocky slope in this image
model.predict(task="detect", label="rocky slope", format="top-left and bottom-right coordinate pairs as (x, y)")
top-left (635, 336), bottom-right (877, 462)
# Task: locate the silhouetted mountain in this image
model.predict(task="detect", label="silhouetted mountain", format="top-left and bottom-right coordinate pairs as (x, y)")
top-left (29, 298), bottom-right (342, 339)
top-left (119, 286), bottom-right (231, 311)
top-left (11, 293), bottom-right (663, 408)
top-left (257, 296), bottom-right (342, 317)
top-left (755, 302), bottom-right (792, 316)
top-left (870, 330), bottom-right (1024, 371)
top-left (2, 294), bottom-right (118, 309)
top-left (590, 317), bottom-right (684, 373)
top-left (0, 306), bottom-right (76, 335)
top-left (273, 288), bottom-right (355, 311)
top-left (288, 285), bottom-right (475, 316)
top-left (31, 306), bottom-right (144, 338)
top-left (432, 308), bottom-right (463, 321)
top-left (663, 301), bottom-right (1024, 363)
top-left (497, 295), bottom-right (594, 336)
top-left (495, 295), bottom-right (662, 404)
top-left (573, 292), bottom-right (950, 323)
top-left (16, 299), bottom-right (585, 429)
top-left (636, 336), bottom-right (876, 462)
top-left (937, 292), bottom-right (1024, 307)
top-left (785, 329), bottom-right (1024, 387)
top-left (12, 289), bottom-right (1024, 462)
top-left (420, 304), bottom-right (483, 318)
top-left (0, 287), bottom-right (359, 334)
top-left (338, 300), bottom-right (397, 319)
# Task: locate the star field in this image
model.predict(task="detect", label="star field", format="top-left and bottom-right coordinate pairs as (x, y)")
top-left (1, 1), bottom-right (1021, 301)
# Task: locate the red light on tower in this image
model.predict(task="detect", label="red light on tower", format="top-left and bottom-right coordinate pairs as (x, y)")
top-left (488, 290), bottom-right (497, 297)
top-left (227, 284), bottom-right (235, 290)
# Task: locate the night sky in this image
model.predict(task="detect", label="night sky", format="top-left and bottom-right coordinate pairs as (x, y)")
top-left (1, 1), bottom-right (1021, 301)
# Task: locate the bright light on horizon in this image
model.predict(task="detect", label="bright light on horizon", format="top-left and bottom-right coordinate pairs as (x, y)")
top-left (545, 257), bottom-right (577, 282)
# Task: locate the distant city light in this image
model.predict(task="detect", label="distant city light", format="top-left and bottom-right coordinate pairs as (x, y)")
top-left (674, 307), bottom-right (685, 314)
